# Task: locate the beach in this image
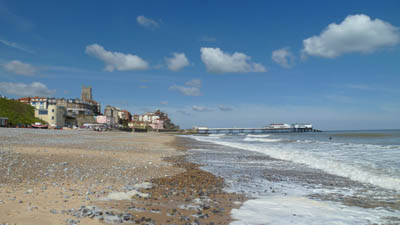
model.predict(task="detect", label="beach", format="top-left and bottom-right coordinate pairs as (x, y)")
top-left (0, 128), bottom-right (244, 225)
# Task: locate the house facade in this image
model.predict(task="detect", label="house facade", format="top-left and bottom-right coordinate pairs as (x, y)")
top-left (34, 105), bottom-right (66, 127)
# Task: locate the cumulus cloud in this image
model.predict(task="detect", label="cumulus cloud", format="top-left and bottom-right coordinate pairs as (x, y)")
top-left (200, 47), bottom-right (266, 74)
top-left (0, 82), bottom-right (54, 97)
top-left (3, 60), bottom-right (36, 76)
top-left (302, 14), bottom-right (400, 58)
top-left (218, 105), bottom-right (233, 111)
top-left (85, 44), bottom-right (149, 71)
top-left (0, 39), bottom-right (34, 54)
top-left (137, 15), bottom-right (159, 29)
top-left (169, 79), bottom-right (202, 96)
top-left (165, 53), bottom-right (189, 71)
top-left (169, 85), bottom-right (201, 96)
top-left (185, 79), bottom-right (202, 88)
top-left (192, 105), bottom-right (213, 112)
top-left (271, 48), bottom-right (295, 68)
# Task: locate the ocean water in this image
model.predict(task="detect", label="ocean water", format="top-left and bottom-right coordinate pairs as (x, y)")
top-left (184, 130), bottom-right (400, 225)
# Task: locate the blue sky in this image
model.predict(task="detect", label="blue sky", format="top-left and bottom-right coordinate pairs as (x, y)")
top-left (1, 0), bottom-right (400, 130)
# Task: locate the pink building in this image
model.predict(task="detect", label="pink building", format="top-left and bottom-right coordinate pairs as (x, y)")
top-left (96, 115), bottom-right (107, 124)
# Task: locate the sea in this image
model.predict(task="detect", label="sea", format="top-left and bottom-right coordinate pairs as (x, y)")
top-left (184, 130), bottom-right (400, 225)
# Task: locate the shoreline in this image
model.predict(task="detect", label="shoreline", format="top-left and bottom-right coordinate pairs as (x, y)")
top-left (81, 135), bottom-right (247, 224)
top-left (0, 128), bottom-right (245, 225)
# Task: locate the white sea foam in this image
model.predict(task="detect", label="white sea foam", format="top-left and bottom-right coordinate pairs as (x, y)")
top-left (244, 137), bottom-right (282, 142)
top-left (190, 137), bottom-right (400, 191)
top-left (246, 134), bottom-right (270, 137)
top-left (230, 196), bottom-right (393, 225)
top-left (208, 134), bottom-right (226, 137)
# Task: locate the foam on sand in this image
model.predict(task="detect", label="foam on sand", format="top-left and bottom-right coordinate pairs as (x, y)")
top-left (101, 182), bottom-right (153, 200)
top-left (101, 190), bottom-right (150, 201)
top-left (231, 196), bottom-right (391, 225)
top-left (133, 182), bottom-right (153, 190)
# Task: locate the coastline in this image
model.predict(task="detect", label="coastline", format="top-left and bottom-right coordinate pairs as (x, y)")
top-left (0, 128), bottom-right (245, 225)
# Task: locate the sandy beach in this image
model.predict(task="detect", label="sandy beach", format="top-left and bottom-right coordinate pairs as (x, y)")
top-left (0, 128), bottom-right (244, 225)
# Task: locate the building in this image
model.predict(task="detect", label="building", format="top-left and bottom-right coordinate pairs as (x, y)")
top-left (266, 123), bottom-right (292, 129)
top-left (96, 115), bottom-right (107, 124)
top-left (34, 105), bottom-right (66, 127)
top-left (0, 117), bottom-right (8, 127)
top-left (17, 86), bottom-right (102, 127)
top-left (18, 97), bottom-right (57, 110)
top-left (81, 85), bottom-right (92, 102)
top-left (18, 86), bottom-right (101, 117)
top-left (56, 98), bottom-right (100, 116)
top-left (132, 110), bottom-right (178, 131)
top-left (118, 110), bottom-right (131, 121)
top-left (104, 105), bottom-right (120, 126)
top-left (149, 120), bottom-right (164, 130)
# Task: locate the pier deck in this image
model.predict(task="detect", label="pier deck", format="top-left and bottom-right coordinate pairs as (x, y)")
top-left (196, 127), bottom-right (315, 134)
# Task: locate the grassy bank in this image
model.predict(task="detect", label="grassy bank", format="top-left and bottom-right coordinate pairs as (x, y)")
top-left (0, 98), bottom-right (44, 126)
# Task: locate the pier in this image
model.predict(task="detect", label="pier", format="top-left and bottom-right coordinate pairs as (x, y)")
top-left (195, 127), bottom-right (316, 134)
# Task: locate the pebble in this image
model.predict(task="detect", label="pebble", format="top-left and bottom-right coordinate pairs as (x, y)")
top-left (66, 219), bottom-right (80, 225)
top-left (50, 209), bottom-right (58, 214)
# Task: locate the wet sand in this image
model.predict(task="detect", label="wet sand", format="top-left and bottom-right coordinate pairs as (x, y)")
top-left (0, 128), bottom-right (245, 225)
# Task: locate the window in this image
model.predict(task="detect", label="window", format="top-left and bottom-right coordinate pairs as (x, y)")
top-left (52, 109), bottom-right (55, 112)
top-left (52, 116), bottom-right (54, 120)
top-left (39, 110), bottom-right (48, 115)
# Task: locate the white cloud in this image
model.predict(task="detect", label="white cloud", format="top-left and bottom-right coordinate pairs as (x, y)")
top-left (165, 53), bottom-right (189, 71)
top-left (218, 105), bottom-right (233, 111)
top-left (345, 84), bottom-right (373, 91)
top-left (302, 14), bottom-right (400, 58)
top-left (200, 47), bottom-right (266, 74)
top-left (192, 105), bottom-right (213, 112)
top-left (3, 60), bottom-right (36, 76)
top-left (271, 47), bottom-right (295, 68)
top-left (160, 101), bottom-right (168, 105)
top-left (137, 15), bottom-right (159, 29)
top-left (85, 44), bottom-right (149, 71)
top-left (0, 82), bottom-right (54, 97)
top-left (169, 79), bottom-right (202, 96)
top-left (169, 85), bottom-right (201, 96)
top-left (185, 79), bottom-right (202, 88)
top-left (325, 94), bottom-right (354, 104)
top-left (0, 39), bottom-right (34, 54)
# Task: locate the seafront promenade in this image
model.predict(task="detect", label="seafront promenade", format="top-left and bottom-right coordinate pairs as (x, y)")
top-left (0, 128), bottom-right (244, 225)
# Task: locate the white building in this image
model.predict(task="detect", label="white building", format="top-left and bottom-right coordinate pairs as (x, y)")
top-left (34, 105), bottom-right (66, 127)
top-left (267, 123), bottom-right (292, 129)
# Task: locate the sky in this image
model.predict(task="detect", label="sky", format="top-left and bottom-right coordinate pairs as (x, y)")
top-left (0, 0), bottom-right (400, 130)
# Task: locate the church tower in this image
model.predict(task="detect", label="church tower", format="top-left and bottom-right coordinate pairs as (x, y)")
top-left (81, 85), bottom-right (92, 101)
